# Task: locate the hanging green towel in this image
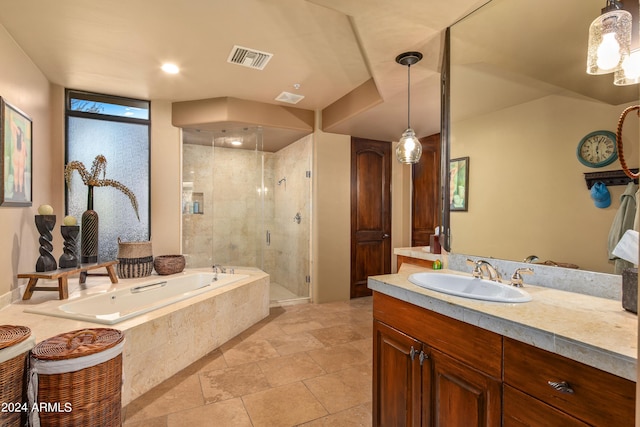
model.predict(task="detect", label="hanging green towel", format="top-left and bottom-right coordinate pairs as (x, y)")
top-left (608, 182), bottom-right (638, 274)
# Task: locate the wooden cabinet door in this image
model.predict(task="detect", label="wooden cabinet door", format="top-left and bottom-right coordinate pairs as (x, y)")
top-left (373, 320), bottom-right (423, 427)
top-left (351, 138), bottom-right (391, 298)
top-left (412, 134), bottom-right (440, 247)
top-left (430, 349), bottom-right (501, 427)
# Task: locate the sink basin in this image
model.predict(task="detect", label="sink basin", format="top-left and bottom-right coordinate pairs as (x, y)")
top-left (408, 272), bottom-right (531, 303)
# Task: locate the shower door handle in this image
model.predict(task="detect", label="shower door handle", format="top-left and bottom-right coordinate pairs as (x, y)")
top-left (266, 230), bottom-right (271, 246)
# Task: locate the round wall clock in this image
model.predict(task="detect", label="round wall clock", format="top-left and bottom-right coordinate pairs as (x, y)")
top-left (576, 130), bottom-right (618, 168)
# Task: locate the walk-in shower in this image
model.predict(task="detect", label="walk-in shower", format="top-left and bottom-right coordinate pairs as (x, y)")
top-left (181, 126), bottom-right (312, 305)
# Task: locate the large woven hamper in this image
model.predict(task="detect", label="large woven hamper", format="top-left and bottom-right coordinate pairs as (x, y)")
top-left (29, 328), bottom-right (125, 427)
top-left (116, 238), bottom-right (153, 279)
top-left (0, 325), bottom-right (34, 427)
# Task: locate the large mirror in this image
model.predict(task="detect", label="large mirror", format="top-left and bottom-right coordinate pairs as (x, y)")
top-left (445, 0), bottom-right (640, 273)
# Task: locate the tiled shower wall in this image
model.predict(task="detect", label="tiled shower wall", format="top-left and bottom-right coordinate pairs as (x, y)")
top-left (182, 134), bottom-right (311, 298)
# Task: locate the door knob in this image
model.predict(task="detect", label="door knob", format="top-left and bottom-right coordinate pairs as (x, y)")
top-left (382, 233), bottom-right (390, 239)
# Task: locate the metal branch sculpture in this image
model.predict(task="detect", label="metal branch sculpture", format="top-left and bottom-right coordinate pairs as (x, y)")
top-left (64, 154), bottom-right (140, 220)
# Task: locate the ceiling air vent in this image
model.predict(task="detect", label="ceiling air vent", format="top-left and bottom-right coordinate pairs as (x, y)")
top-left (227, 45), bottom-right (273, 70)
top-left (275, 91), bottom-right (305, 104)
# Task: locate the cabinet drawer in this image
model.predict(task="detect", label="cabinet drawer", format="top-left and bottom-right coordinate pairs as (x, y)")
top-left (504, 338), bottom-right (635, 427)
top-left (504, 385), bottom-right (589, 427)
top-left (373, 292), bottom-right (502, 378)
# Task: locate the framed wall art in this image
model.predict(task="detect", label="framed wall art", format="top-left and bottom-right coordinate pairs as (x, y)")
top-left (1, 98), bottom-right (32, 207)
top-left (450, 156), bottom-right (469, 211)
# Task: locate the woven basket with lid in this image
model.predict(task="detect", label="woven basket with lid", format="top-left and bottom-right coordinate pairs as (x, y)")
top-left (30, 328), bottom-right (124, 427)
top-left (0, 325), bottom-right (33, 427)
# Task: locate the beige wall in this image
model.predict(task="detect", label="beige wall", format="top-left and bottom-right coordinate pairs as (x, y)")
top-left (150, 101), bottom-right (182, 256)
top-left (0, 26), bottom-right (58, 303)
top-left (312, 115), bottom-right (412, 302)
top-left (451, 94), bottom-right (639, 273)
top-left (312, 126), bottom-right (351, 303)
top-left (392, 160), bottom-right (412, 272)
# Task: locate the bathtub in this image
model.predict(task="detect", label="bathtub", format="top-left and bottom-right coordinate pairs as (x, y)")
top-left (25, 272), bottom-right (248, 325)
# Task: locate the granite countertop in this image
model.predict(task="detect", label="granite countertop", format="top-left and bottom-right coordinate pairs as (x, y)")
top-left (368, 264), bottom-right (638, 382)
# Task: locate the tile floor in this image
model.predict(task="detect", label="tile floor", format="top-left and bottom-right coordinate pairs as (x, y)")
top-left (122, 296), bottom-right (373, 427)
top-left (269, 282), bottom-right (303, 304)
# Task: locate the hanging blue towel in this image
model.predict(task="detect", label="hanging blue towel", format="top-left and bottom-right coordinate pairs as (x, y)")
top-left (608, 182), bottom-right (638, 273)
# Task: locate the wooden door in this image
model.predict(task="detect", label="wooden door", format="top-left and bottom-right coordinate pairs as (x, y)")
top-left (351, 138), bottom-right (391, 298)
top-left (373, 320), bottom-right (423, 427)
top-left (430, 349), bottom-right (501, 427)
top-left (412, 134), bottom-right (441, 247)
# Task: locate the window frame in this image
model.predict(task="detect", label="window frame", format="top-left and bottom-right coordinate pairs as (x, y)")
top-left (64, 89), bottom-right (152, 244)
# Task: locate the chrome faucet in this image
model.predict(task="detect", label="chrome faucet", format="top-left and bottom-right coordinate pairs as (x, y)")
top-left (510, 267), bottom-right (533, 287)
top-left (212, 264), bottom-right (226, 281)
top-left (467, 259), bottom-right (502, 282)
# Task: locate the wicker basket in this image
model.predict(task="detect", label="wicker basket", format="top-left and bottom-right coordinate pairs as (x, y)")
top-left (29, 328), bottom-right (124, 427)
top-left (116, 238), bottom-right (153, 279)
top-left (153, 255), bottom-right (186, 275)
top-left (0, 325), bottom-right (33, 427)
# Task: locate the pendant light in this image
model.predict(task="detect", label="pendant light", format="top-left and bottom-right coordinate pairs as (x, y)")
top-left (614, 49), bottom-right (640, 85)
top-left (395, 51), bottom-right (423, 164)
top-left (586, 0), bottom-right (632, 75)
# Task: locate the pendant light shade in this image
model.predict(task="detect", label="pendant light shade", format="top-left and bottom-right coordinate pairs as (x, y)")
top-left (586, 0), bottom-right (632, 75)
top-left (614, 49), bottom-right (640, 85)
top-left (395, 51), bottom-right (423, 164)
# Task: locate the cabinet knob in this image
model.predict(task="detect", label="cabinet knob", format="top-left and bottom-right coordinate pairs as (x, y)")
top-left (547, 380), bottom-right (574, 394)
top-left (410, 346), bottom-right (417, 361)
top-left (419, 351), bottom-right (428, 365)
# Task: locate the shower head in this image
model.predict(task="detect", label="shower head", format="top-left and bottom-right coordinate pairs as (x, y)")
top-left (278, 178), bottom-right (286, 185)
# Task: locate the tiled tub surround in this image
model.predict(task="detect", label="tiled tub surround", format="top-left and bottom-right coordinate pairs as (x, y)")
top-left (0, 268), bottom-right (270, 405)
top-left (369, 263), bottom-right (637, 381)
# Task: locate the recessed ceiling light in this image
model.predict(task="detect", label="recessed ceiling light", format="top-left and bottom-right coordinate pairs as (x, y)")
top-left (161, 63), bottom-right (179, 74)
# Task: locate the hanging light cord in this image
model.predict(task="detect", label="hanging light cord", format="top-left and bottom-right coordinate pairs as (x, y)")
top-left (616, 105), bottom-right (640, 179)
top-left (406, 63), bottom-right (411, 129)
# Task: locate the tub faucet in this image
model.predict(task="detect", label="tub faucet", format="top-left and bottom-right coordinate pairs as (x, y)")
top-left (467, 259), bottom-right (502, 282)
top-left (212, 264), bottom-right (226, 281)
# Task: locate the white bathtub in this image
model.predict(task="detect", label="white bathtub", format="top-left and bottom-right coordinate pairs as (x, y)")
top-left (25, 272), bottom-right (248, 324)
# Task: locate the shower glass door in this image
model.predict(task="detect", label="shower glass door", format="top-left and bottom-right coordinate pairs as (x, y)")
top-left (181, 127), bottom-right (311, 305)
top-left (263, 134), bottom-right (312, 303)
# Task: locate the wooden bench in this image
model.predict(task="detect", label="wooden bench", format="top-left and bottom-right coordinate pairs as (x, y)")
top-left (19, 260), bottom-right (118, 300)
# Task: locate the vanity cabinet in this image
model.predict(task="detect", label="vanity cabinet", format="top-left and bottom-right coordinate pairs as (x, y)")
top-left (373, 292), bottom-right (635, 427)
top-left (373, 292), bottom-right (502, 426)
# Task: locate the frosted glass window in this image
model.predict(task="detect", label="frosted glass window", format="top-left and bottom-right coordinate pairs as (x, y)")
top-left (66, 91), bottom-right (150, 262)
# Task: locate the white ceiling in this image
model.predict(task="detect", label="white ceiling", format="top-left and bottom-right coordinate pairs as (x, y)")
top-left (0, 0), bottom-right (489, 145)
